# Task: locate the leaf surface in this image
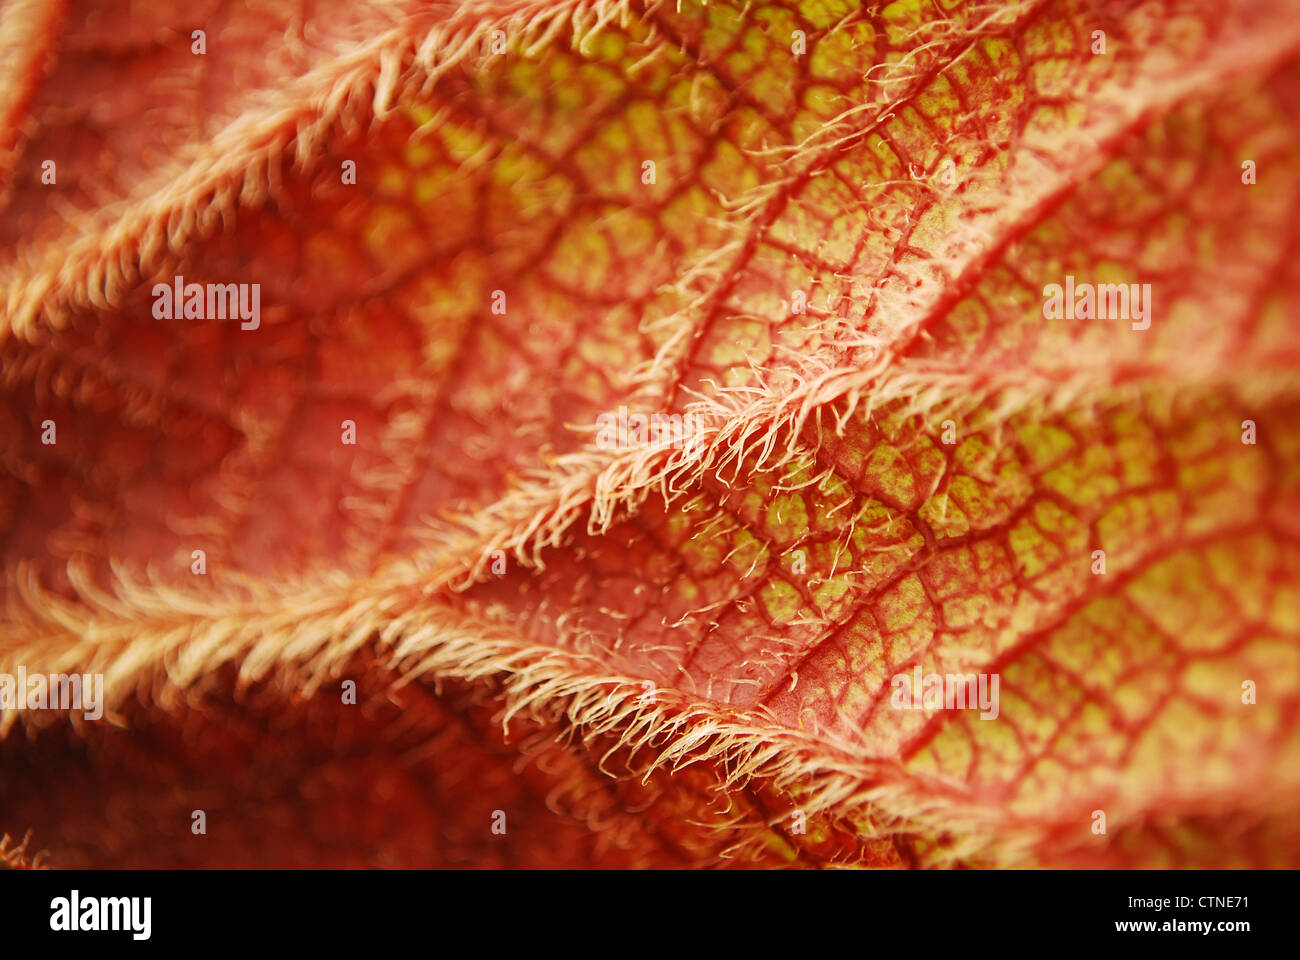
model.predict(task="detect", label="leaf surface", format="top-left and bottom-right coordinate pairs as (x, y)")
top-left (1, 0), bottom-right (1299, 867)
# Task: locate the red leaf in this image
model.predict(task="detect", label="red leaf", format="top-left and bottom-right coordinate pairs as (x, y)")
top-left (1, 0), bottom-right (1299, 868)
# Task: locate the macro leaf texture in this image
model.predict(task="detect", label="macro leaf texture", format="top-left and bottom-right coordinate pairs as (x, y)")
top-left (1, 0), bottom-right (1299, 869)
